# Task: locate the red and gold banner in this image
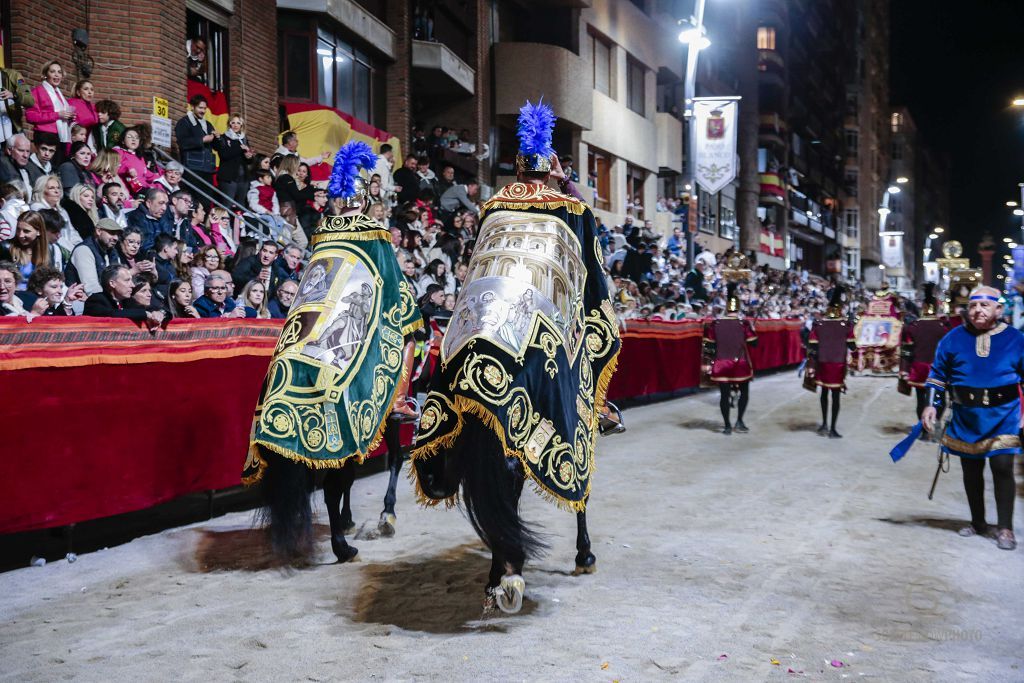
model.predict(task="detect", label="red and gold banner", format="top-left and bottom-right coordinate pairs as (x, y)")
top-left (186, 80), bottom-right (230, 133)
top-left (281, 102), bottom-right (401, 182)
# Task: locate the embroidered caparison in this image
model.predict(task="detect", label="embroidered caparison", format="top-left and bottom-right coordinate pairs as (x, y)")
top-left (481, 182), bottom-right (588, 217)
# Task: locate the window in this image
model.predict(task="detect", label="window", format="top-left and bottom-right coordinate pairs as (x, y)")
top-left (844, 169), bottom-right (858, 197)
top-left (591, 32), bottom-right (611, 96)
top-left (845, 129), bottom-right (858, 156)
top-left (279, 31), bottom-right (312, 101)
top-left (719, 204), bottom-right (736, 240)
top-left (626, 57), bottom-right (646, 115)
top-left (698, 189), bottom-right (715, 234)
top-left (187, 10), bottom-right (229, 94)
top-left (757, 26), bottom-right (776, 50)
top-left (844, 208), bottom-right (859, 238)
top-left (626, 164), bottom-right (646, 215)
top-left (588, 148), bottom-right (611, 211)
top-left (891, 141), bottom-right (903, 160)
top-left (890, 112), bottom-right (903, 133)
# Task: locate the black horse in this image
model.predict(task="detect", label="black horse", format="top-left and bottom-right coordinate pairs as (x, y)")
top-left (259, 420), bottom-right (407, 563)
top-left (414, 411), bottom-right (619, 612)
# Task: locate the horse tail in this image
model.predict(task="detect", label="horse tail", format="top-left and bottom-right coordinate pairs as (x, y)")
top-left (256, 446), bottom-right (314, 560)
top-left (459, 416), bottom-right (548, 563)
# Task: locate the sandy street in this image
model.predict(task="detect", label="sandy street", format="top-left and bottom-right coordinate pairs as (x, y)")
top-left (1, 372), bottom-right (1022, 682)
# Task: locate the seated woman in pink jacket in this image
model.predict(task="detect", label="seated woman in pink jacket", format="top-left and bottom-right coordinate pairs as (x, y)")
top-left (115, 126), bottom-right (162, 195)
top-left (25, 60), bottom-right (76, 143)
top-left (67, 79), bottom-right (99, 145)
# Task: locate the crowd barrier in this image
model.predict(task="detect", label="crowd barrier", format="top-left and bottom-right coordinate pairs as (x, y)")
top-left (0, 317), bottom-right (804, 534)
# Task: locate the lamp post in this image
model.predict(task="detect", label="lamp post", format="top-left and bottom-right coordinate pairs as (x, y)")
top-left (679, 0), bottom-right (709, 268)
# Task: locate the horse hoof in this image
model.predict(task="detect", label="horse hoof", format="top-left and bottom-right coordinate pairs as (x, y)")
top-left (330, 537), bottom-right (359, 563)
top-left (339, 518), bottom-right (356, 536)
top-left (496, 574), bottom-right (525, 614)
top-left (377, 512), bottom-right (396, 538)
top-left (572, 562), bottom-right (597, 576)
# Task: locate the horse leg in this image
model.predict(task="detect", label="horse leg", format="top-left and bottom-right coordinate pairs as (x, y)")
top-left (338, 459), bottom-right (355, 535)
top-left (573, 498), bottom-right (597, 575)
top-left (494, 471), bottom-right (527, 613)
top-left (323, 463), bottom-right (358, 563)
top-left (378, 420), bottom-right (404, 537)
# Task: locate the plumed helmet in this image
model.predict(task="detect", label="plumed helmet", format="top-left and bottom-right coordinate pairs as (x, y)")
top-left (515, 99), bottom-right (555, 174)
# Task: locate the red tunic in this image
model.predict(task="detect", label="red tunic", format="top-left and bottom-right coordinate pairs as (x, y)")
top-left (900, 317), bottom-right (952, 387)
top-left (704, 316), bottom-right (757, 383)
top-left (810, 318), bottom-right (854, 389)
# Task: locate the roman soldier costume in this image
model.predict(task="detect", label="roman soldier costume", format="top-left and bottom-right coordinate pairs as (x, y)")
top-left (806, 285), bottom-right (855, 438)
top-left (899, 283), bottom-right (951, 419)
top-left (702, 277), bottom-right (757, 434)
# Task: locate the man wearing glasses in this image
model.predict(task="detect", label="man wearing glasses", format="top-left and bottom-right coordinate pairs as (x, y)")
top-left (165, 189), bottom-right (193, 242)
top-left (193, 273), bottom-right (246, 318)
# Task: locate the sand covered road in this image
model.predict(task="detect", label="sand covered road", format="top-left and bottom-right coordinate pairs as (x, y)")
top-left (2, 372), bottom-right (1022, 682)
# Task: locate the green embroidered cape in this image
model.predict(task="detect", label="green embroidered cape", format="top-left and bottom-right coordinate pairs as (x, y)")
top-left (244, 213), bottom-right (422, 484)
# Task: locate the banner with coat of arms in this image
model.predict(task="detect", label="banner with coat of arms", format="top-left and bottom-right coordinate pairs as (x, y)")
top-left (694, 97), bottom-right (740, 195)
top-left (880, 231), bottom-right (905, 277)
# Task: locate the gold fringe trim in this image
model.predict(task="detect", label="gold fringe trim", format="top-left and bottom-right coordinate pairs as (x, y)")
top-left (311, 229), bottom-right (393, 247)
top-left (402, 317), bottom-right (425, 336)
top-left (409, 395), bottom-right (591, 513)
top-left (594, 346), bottom-right (621, 416)
top-left (480, 198), bottom-right (586, 218)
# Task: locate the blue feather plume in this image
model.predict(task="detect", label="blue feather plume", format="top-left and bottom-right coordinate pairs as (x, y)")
top-left (517, 98), bottom-right (556, 158)
top-left (328, 141), bottom-right (378, 199)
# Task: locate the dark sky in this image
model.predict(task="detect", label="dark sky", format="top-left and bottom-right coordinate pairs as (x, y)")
top-left (891, 0), bottom-right (1024, 265)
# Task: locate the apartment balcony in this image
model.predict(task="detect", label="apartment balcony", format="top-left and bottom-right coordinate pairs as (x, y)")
top-left (758, 112), bottom-right (786, 148)
top-left (758, 50), bottom-right (785, 89)
top-left (412, 39), bottom-right (475, 98)
top-left (494, 42), bottom-right (593, 130)
top-left (656, 112), bottom-right (682, 172)
top-left (278, 0), bottom-right (394, 59)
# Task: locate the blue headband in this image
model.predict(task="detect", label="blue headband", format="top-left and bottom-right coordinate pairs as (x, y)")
top-left (970, 295), bottom-right (1000, 302)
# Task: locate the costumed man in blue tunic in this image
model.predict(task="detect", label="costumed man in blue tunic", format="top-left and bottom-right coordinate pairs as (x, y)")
top-left (921, 286), bottom-right (1022, 551)
top-left (244, 141), bottom-right (423, 563)
top-left (410, 100), bottom-right (623, 612)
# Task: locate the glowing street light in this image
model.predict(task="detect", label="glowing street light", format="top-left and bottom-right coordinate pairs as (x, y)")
top-left (1013, 97), bottom-right (1024, 107)
top-left (678, 26), bottom-right (711, 50)
top-left (928, 233), bottom-right (938, 240)
top-left (1014, 209), bottom-right (1024, 217)
top-left (1008, 201), bottom-right (1019, 207)
top-left (934, 227), bottom-right (944, 234)
top-left (878, 207), bottom-right (891, 217)
top-left (1004, 237), bottom-right (1014, 243)
top-left (896, 177), bottom-right (909, 184)
top-left (887, 185), bottom-right (901, 194)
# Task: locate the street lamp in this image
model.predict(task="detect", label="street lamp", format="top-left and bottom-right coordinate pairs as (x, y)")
top-left (896, 176), bottom-right (909, 184)
top-left (1007, 201), bottom-right (1019, 207)
top-left (887, 185), bottom-right (901, 194)
top-left (679, 0), bottom-right (710, 266)
top-left (1013, 97), bottom-right (1024, 107)
top-left (934, 227), bottom-right (944, 234)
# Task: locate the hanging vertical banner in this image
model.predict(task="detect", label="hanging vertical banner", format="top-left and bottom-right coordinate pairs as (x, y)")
top-left (880, 231), bottom-right (905, 275)
top-left (1012, 245), bottom-right (1024, 287)
top-left (922, 261), bottom-right (939, 284)
top-left (693, 96), bottom-right (740, 195)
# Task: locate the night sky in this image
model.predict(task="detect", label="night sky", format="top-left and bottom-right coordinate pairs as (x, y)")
top-left (891, 0), bottom-right (1024, 265)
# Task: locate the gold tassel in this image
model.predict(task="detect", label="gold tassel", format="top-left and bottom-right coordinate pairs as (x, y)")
top-left (311, 229), bottom-right (393, 247)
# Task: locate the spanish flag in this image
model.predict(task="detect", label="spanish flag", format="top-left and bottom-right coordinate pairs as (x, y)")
top-left (186, 80), bottom-right (230, 133)
top-left (281, 102), bottom-right (401, 182)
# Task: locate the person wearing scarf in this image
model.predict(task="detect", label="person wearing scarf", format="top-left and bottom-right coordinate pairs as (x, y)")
top-left (215, 114), bottom-right (253, 207)
top-left (26, 61), bottom-right (75, 144)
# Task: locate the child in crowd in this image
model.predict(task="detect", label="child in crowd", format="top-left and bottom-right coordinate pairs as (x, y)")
top-left (246, 169), bottom-right (290, 244)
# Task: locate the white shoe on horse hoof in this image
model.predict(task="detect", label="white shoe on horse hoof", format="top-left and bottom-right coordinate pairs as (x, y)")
top-left (496, 574), bottom-right (525, 614)
top-left (378, 512), bottom-right (396, 537)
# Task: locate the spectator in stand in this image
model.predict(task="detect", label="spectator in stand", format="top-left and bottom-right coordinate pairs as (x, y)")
top-left (439, 178), bottom-right (479, 216)
top-left (682, 260), bottom-right (709, 303)
top-left (366, 201), bottom-right (387, 226)
top-left (167, 279), bottom-right (200, 318)
top-left (58, 141), bottom-right (95, 196)
top-left (417, 259), bottom-right (454, 296)
top-left (175, 94), bottom-right (218, 192)
top-left (116, 127), bottom-right (162, 193)
top-left (0, 261), bottom-right (28, 315)
top-left (205, 205), bottom-right (240, 257)
top-left (366, 178), bottom-right (386, 207)
top-left (126, 276), bottom-right (159, 313)
top-left (27, 132), bottom-right (59, 184)
top-left (84, 263), bottom-right (164, 325)
top-left (269, 278), bottom-right (297, 319)
top-left (216, 113), bottom-right (253, 206)
top-left (299, 187), bottom-right (327, 240)
top-left (372, 143), bottom-right (396, 200)
top-left (29, 174), bottom-right (76, 247)
top-left (275, 130), bottom-right (330, 167)
top-left (64, 183), bottom-right (98, 239)
top-left (116, 226), bottom-right (154, 279)
top-left (69, 123), bottom-right (88, 147)
top-left (187, 203), bottom-right (221, 254)
top-left (399, 229), bottom-right (427, 272)
top-left (155, 161), bottom-right (184, 195)
top-left (666, 226), bottom-right (684, 258)
top-left (0, 133), bottom-right (33, 200)
top-left (453, 261), bottom-right (468, 294)
top-left (17, 265), bottom-right (84, 316)
top-left (126, 187), bottom-right (169, 251)
top-left (273, 155), bottom-right (311, 249)
top-left (98, 181), bottom-right (128, 227)
top-left (418, 283), bottom-right (445, 324)
top-left (0, 64), bottom-right (35, 146)
top-left (152, 233), bottom-right (178, 301)
top-left (416, 155), bottom-right (437, 195)
top-left (164, 189), bottom-right (193, 241)
top-left (67, 218), bottom-right (122, 295)
top-left (425, 125), bottom-right (445, 157)
top-left (38, 208), bottom-right (69, 271)
top-left (190, 244), bottom-right (221, 298)
top-left (5, 209), bottom-right (49, 284)
top-left (68, 80), bottom-right (98, 145)
top-left (173, 239), bottom-right (193, 280)
top-left (273, 244), bottom-right (302, 292)
top-left (232, 240), bottom-right (278, 293)
top-left (25, 61), bottom-right (74, 146)
top-left (194, 273), bottom-right (245, 318)
top-left (436, 164), bottom-right (455, 199)
top-left (186, 36), bottom-right (208, 84)
top-left (246, 169), bottom-right (290, 243)
top-left (95, 99), bottom-right (126, 150)
top-left (393, 153), bottom-right (420, 206)
top-left (410, 126), bottom-right (427, 156)
top-left (236, 279), bottom-right (269, 318)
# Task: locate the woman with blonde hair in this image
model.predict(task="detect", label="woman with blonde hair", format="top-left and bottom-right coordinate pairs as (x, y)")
top-left (89, 149), bottom-right (134, 210)
top-left (236, 279), bottom-right (270, 318)
top-left (25, 60), bottom-right (75, 144)
top-left (215, 113), bottom-right (253, 205)
top-left (205, 205), bottom-right (240, 257)
top-left (65, 183), bottom-right (99, 239)
top-left (7, 210), bottom-right (50, 284)
top-left (29, 174), bottom-right (76, 249)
